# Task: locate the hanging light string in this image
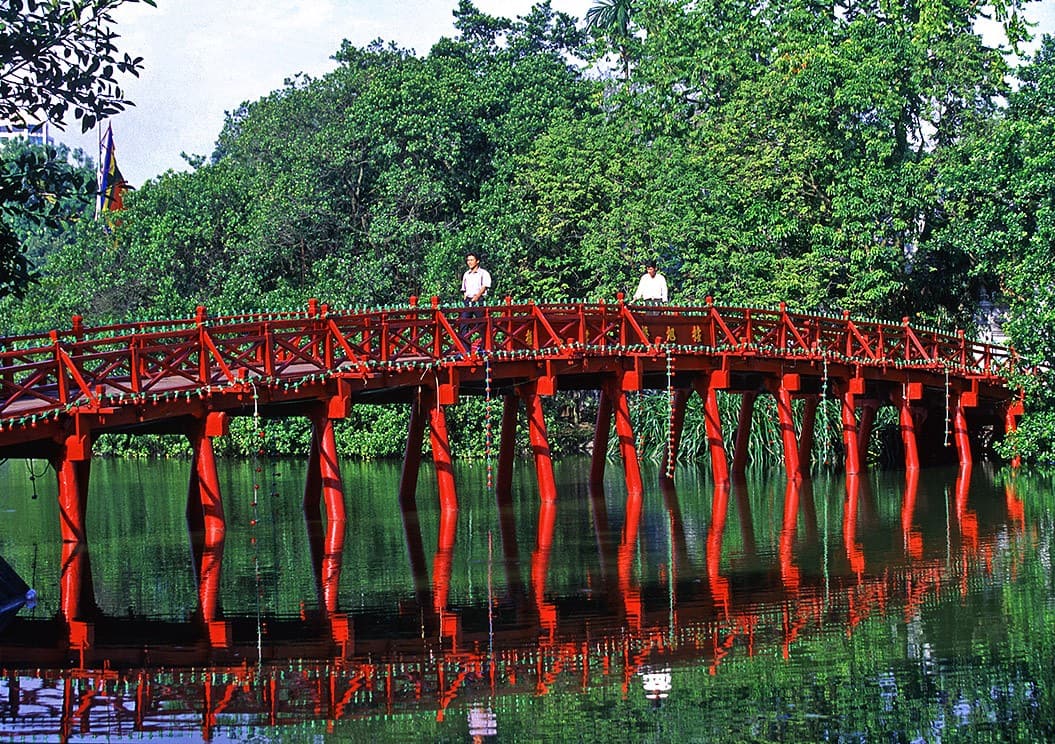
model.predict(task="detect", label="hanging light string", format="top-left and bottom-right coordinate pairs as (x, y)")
top-left (249, 380), bottom-right (264, 663)
top-left (665, 350), bottom-right (676, 481)
top-left (26, 458), bottom-right (47, 500)
top-left (484, 352), bottom-right (494, 491)
top-left (820, 355), bottom-right (831, 469)
top-left (944, 366), bottom-right (951, 448)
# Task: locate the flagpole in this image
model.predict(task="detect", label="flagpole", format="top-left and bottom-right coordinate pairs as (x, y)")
top-left (96, 123), bottom-right (105, 218)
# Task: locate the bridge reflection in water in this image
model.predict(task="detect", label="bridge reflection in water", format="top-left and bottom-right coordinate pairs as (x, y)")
top-left (0, 465), bottom-right (1028, 741)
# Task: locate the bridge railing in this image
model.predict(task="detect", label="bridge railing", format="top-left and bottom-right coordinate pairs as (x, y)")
top-left (0, 300), bottom-right (1016, 420)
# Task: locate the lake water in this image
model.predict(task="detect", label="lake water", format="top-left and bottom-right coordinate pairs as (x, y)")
top-left (0, 455), bottom-right (1051, 742)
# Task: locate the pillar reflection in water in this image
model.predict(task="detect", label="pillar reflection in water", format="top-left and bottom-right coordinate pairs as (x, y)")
top-left (706, 482), bottom-right (731, 617)
top-left (532, 498), bottom-right (557, 634)
top-left (433, 504), bottom-right (458, 640)
top-left (618, 485), bottom-right (643, 630)
top-left (900, 468), bottom-right (922, 559)
top-left (779, 478), bottom-right (802, 594)
top-left (843, 474), bottom-right (865, 578)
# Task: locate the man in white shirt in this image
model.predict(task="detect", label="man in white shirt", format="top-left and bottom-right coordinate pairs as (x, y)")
top-left (459, 253), bottom-right (492, 349)
top-left (632, 260), bottom-right (668, 303)
top-left (461, 253), bottom-right (491, 306)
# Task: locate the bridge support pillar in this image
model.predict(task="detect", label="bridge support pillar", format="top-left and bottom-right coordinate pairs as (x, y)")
top-left (399, 389), bottom-right (428, 508)
top-left (953, 393), bottom-right (974, 470)
top-left (427, 389), bottom-right (458, 512)
top-left (611, 377), bottom-right (644, 501)
top-left (857, 400), bottom-right (880, 470)
top-left (731, 392), bottom-right (757, 479)
top-left (51, 433), bottom-right (92, 543)
top-left (524, 380), bottom-right (558, 504)
top-left (774, 375), bottom-right (800, 482)
top-left (590, 385), bottom-right (614, 488)
top-left (895, 383), bottom-right (923, 472)
top-left (59, 540), bottom-right (97, 626)
top-left (198, 531), bottom-right (226, 643)
top-left (305, 407), bottom-right (347, 614)
top-left (693, 372), bottom-right (729, 485)
top-left (841, 388), bottom-right (861, 476)
top-left (186, 412), bottom-right (227, 543)
top-left (304, 409), bottom-right (347, 525)
top-left (797, 395), bottom-right (819, 479)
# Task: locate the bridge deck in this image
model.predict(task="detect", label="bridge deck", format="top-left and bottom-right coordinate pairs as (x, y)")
top-left (0, 300), bottom-right (1018, 457)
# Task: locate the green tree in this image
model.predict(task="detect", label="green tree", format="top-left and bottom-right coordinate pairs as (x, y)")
top-left (0, 140), bottom-right (96, 298)
top-left (0, 0), bottom-right (154, 299)
top-left (935, 35), bottom-right (1055, 463)
top-left (585, 0), bottom-right (637, 81)
top-left (0, 0), bottom-right (154, 130)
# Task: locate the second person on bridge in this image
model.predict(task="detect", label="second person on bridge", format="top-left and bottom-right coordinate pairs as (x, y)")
top-left (460, 252), bottom-right (492, 350)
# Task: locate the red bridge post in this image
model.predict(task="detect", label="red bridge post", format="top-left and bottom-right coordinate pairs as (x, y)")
top-left (427, 387), bottom-right (458, 513)
top-left (730, 392), bottom-right (757, 479)
top-left (524, 380), bottom-right (558, 504)
top-left (589, 385), bottom-right (614, 488)
top-left (895, 383), bottom-right (923, 472)
top-left (186, 412), bottom-right (228, 543)
top-left (954, 391), bottom-right (974, 469)
top-left (496, 395), bottom-right (519, 499)
top-left (52, 432), bottom-right (92, 543)
top-left (857, 400), bottom-right (880, 470)
top-left (841, 382), bottom-right (862, 476)
top-left (774, 374), bottom-right (801, 483)
top-left (304, 406), bottom-right (347, 526)
top-left (797, 396), bottom-right (819, 478)
top-left (304, 405), bottom-right (347, 614)
top-left (398, 390), bottom-right (428, 508)
top-left (693, 370), bottom-right (730, 485)
top-left (611, 375), bottom-right (644, 500)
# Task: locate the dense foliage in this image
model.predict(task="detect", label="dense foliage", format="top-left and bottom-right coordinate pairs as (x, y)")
top-left (0, 0), bottom-right (152, 296)
top-left (1, 0), bottom-right (1052, 462)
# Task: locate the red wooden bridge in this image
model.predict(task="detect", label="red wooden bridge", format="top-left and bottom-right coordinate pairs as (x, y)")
top-left (0, 297), bottom-right (1020, 544)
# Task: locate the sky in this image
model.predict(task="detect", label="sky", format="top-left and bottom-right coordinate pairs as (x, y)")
top-left (62, 0), bottom-right (1054, 187)
top-left (63, 0), bottom-right (593, 185)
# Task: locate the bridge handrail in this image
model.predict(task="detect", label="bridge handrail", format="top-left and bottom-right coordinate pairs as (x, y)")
top-left (0, 300), bottom-right (1017, 421)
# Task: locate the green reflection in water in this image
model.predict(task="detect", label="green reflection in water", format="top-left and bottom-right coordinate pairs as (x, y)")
top-left (0, 457), bottom-right (1051, 741)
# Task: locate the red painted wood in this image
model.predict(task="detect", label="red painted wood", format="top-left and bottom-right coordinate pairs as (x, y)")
top-left (731, 391), bottom-right (757, 478)
top-left (590, 385), bottom-right (614, 487)
top-left (775, 385), bottom-right (800, 483)
top-left (954, 396), bottom-right (973, 469)
top-left (428, 394), bottom-right (457, 512)
top-left (841, 389), bottom-right (861, 476)
top-left (53, 455), bottom-right (90, 543)
top-left (524, 382), bottom-right (557, 504)
top-left (611, 381), bottom-right (643, 500)
top-left (0, 302), bottom-right (1019, 475)
top-left (398, 391), bottom-right (427, 508)
top-left (797, 395), bottom-right (818, 478)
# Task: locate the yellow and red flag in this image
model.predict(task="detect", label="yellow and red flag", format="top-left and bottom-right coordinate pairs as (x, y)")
top-left (99, 125), bottom-right (127, 213)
